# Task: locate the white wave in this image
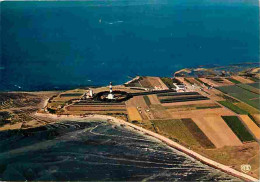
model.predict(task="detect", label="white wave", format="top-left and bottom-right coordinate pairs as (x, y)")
top-left (14, 85), bottom-right (22, 89)
top-left (105, 20), bottom-right (124, 25)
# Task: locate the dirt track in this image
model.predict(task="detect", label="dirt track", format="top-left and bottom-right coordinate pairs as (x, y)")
top-left (192, 116), bottom-right (242, 148)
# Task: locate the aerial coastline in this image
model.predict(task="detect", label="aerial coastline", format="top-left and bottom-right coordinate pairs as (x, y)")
top-left (1, 1), bottom-right (259, 181)
top-left (1, 63), bottom-right (259, 181)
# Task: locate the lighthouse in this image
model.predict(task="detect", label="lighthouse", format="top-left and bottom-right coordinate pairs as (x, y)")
top-left (107, 82), bottom-right (115, 100)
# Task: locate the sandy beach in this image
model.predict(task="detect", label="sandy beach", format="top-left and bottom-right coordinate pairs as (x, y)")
top-left (34, 112), bottom-right (258, 182)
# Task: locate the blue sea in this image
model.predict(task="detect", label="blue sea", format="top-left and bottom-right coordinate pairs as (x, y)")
top-left (1, 0), bottom-right (259, 91)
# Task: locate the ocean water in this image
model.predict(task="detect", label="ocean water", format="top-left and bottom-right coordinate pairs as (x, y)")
top-left (0, 121), bottom-right (241, 181)
top-left (1, 0), bottom-right (259, 91)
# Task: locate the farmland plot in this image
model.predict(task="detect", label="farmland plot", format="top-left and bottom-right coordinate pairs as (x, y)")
top-left (148, 94), bottom-right (161, 105)
top-left (251, 114), bottom-right (260, 126)
top-left (208, 77), bottom-right (234, 86)
top-left (234, 102), bottom-right (260, 114)
top-left (240, 115), bottom-right (260, 140)
top-left (249, 82), bottom-right (260, 89)
top-left (139, 77), bottom-right (153, 88)
top-left (147, 77), bottom-right (169, 90)
top-left (164, 103), bottom-right (220, 111)
top-left (150, 104), bottom-right (172, 119)
top-left (125, 96), bottom-right (153, 120)
top-left (237, 83), bottom-right (260, 94)
top-left (162, 99), bottom-right (214, 107)
top-left (143, 96), bottom-right (151, 106)
top-left (158, 92), bottom-right (207, 104)
top-left (160, 77), bottom-right (174, 88)
top-left (192, 116), bottom-right (242, 148)
top-left (232, 76), bottom-right (254, 84)
top-left (181, 118), bottom-right (215, 149)
top-left (222, 116), bottom-right (255, 142)
top-left (127, 107), bottom-right (142, 122)
top-left (152, 119), bottom-right (201, 147)
top-left (187, 78), bottom-right (203, 86)
top-left (168, 108), bottom-right (234, 119)
top-left (160, 95), bottom-right (209, 103)
top-left (199, 78), bottom-right (219, 87)
top-left (218, 85), bottom-right (260, 109)
top-left (218, 101), bottom-right (248, 114)
top-left (226, 78), bottom-right (241, 84)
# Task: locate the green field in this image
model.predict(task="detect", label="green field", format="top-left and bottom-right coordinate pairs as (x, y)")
top-left (218, 94), bottom-right (239, 103)
top-left (181, 118), bottom-right (215, 148)
top-left (237, 83), bottom-right (260, 94)
top-left (143, 95), bottom-right (151, 106)
top-left (160, 77), bottom-right (175, 88)
top-left (226, 78), bottom-right (241, 84)
top-left (218, 101), bottom-right (248, 114)
top-left (218, 85), bottom-right (259, 109)
top-left (235, 102), bottom-right (260, 114)
top-left (221, 116), bottom-right (255, 142)
top-left (195, 105), bottom-right (221, 109)
top-left (248, 82), bottom-right (260, 89)
top-left (151, 119), bottom-right (200, 147)
top-left (248, 77), bottom-right (259, 82)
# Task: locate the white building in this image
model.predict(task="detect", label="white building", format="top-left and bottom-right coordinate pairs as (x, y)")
top-left (173, 83), bottom-right (186, 92)
top-left (89, 89), bottom-right (93, 97)
top-left (106, 82), bottom-right (115, 100)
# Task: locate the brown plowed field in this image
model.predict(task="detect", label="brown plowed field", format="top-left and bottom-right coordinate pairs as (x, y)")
top-left (186, 77), bottom-right (203, 86)
top-left (127, 107), bottom-right (142, 122)
top-left (199, 78), bottom-right (219, 87)
top-left (240, 115), bottom-right (260, 140)
top-left (205, 78), bottom-right (234, 87)
top-left (150, 104), bottom-right (172, 119)
top-left (251, 114), bottom-right (260, 126)
top-left (125, 96), bottom-right (153, 120)
top-left (146, 77), bottom-right (168, 89)
top-left (232, 76), bottom-right (254, 83)
top-left (164, 103), bottom-right (220, 111)
top-left (192, 116), bottom-right (242, 148)
top-left (148, 94), bottom-right (161, 105)
top-left (168, 108), bottom-right (234, 119)
top-left (139, 77), bottom-right (153, 88)
top-left (222, 78), bottom-right (235, 85)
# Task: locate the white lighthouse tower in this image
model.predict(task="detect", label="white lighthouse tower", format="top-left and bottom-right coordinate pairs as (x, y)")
top-left (107, 82), bottom-right (115, 100)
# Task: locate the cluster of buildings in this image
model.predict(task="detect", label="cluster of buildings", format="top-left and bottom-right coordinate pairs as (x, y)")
top-left (82, 89), bottom-right (94, 100)
top-left (82, 82), bottom-right (116, 100)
